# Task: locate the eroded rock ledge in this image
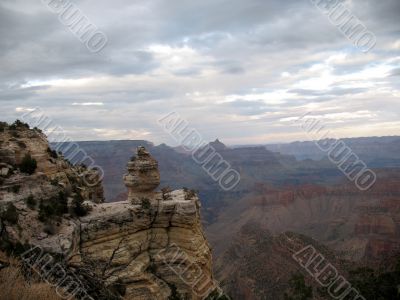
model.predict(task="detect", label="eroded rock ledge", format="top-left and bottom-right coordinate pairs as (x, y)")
top-left (0, 124), bottom-right (219, 300)
top-left (72, 147), bottom-right (217, 299)
top-left (75, 189), bottom-right (216, 299)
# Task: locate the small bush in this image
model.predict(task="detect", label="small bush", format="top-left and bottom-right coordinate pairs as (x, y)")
top-left (168, 283), bottom-right (182, 300)
top-left (162, 186), bottom-right (172, 200)
top-left (71, 193), bottom-right (90, 217)
top-left (25, 195), bottom-right (36, 209)
top-left (0, 122), bottom-right (8, 132)
top-left (11, 185), bottom-right (21, 193)
top-left (184, 188), bottom-right (197, 200)
top-left (43, 222), bottom-right (56, 235)
top-left (140, 198), bottom-right (151, 210)
top-left (38, 201), bottom-right (55, 222)
top-left (33, 126), bottom-right (42, 133)
top-left (46, 147), bottom-right (58, 159)
top-left (1, 203), bottom-right (18, 224)
top-left (19, 154), bottom-right (37, 175)
top-left (17, 141), bottom-right (26, 149)
top-left (9, 120), bottom-right (29, 130)
top-left (38, 192), bottom-right (68, 222)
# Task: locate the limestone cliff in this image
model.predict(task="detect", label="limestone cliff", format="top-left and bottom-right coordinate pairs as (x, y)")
top-left (75, 189), bottom-right (216, 299)
top-left (0, 121), bottom-right (222, 300)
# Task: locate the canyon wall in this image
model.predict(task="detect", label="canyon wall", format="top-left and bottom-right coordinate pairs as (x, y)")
top-left (0, 122), bottom-right (220, 299)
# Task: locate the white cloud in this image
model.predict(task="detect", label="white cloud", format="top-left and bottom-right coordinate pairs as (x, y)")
top-left (15, 107), bottom-right (35, 112)
top-left (72, 102), bottom-right (104, 106)
top-left (1, 0), bottom-right (399, 144)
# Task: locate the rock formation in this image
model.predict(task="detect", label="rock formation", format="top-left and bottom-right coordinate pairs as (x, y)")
top-left (0, 122), bottom-right (104, 205)
top-left (123, 146), bottom-right (160, 205)
top-left (0, 121), bottom-right (222, 300)
top-left (76, 189), bottom-right (217, 299)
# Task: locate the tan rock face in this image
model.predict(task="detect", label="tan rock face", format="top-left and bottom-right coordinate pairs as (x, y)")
top-left (0, 125), bottom-right (104, 204)
top-left (1, 127), bottom-right (219, 299)
top-left (75, 190), bottom-right (217, 299)
top-left (123, 147), bottom-right (160, 205)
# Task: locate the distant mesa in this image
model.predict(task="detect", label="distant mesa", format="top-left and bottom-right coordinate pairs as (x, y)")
top-left (209, 139), bottom-right (228, 151)
top-left (173, 138), bottom-right (228, 154)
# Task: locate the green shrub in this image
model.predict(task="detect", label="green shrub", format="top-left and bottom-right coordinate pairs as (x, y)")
top-left (38, 191), bottom-right (68, 222)
top-left (11, 185), bottom-right (21, 193)
top-left (1, 203), bottom-right (19, 224)
top-left (47, 147), bottom-right (58, 159)
top-left (9, 120), bottom-right (29, 130)
top-left (19, 154), bottom-right (37, 174)
top-left (25, 195), bottom-right (36, 209)
top-left (168, 284), bottom-right (182, 300)
top-left (38, 201), bottom-right (55, 222)
top-left (33, 126), bottom-right (42, 133)
top-left (71, 193), bottom-right (90, 217)
top-left (140, 198), bottom-right (151, 210)
top-left (0, 122), bottom-right (8, 132)
top-left (0, 239), bottom-right (28, 256)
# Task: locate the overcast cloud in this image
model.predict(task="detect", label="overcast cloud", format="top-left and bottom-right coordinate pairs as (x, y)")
top-left (1, 0), bottom-right (399, 145)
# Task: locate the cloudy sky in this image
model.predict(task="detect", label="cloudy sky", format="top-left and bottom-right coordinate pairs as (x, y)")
top-left (1, 0), bottom-right (399, 145)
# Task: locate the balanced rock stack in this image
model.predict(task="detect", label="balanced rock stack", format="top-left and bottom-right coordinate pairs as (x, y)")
top-left (123, 146), bottom-right (160, 204)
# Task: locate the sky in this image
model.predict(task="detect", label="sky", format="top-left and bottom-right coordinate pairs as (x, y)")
top-left (1, 0), bottom-right (399, 146)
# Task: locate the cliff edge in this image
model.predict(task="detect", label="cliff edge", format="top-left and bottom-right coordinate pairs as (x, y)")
top-left (0, 121), bottom-right (222, 300)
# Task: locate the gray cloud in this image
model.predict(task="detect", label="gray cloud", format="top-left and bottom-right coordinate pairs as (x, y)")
top-left (0, 0), bottom-right (399, 144)
top-left (289, 87), bottom-right (368, 97)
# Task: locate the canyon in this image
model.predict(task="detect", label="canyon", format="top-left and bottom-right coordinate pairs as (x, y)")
top-left (55, 135), bottom-right (400, 299)
top-left (2, 120), bottom-right (400, 299)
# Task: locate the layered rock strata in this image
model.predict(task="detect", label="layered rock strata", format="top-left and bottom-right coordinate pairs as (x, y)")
top-left (75, 189), bottom-right (217, 299)
top-left (0, 124), bottom-right (219, 299)
top-left (0, 123), bottom-right (104, 204)
top-left (123, 147), bottom-right (160, 205)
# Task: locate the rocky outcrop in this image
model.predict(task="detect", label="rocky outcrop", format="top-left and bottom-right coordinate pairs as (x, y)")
top-left (0, 122), bottom-right (104, 204)
top-left (0, 122), bottom-right (220, 300)
top-left (74, 189), bottom-right (217, 299)
top-left (123, 147), bottom-right (160, 205)
top-left (73, 147), bottom-right (218, 299)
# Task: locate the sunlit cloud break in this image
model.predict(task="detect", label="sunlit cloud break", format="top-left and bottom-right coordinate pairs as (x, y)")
top-left (72, 102), bottom-right (104, 106)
